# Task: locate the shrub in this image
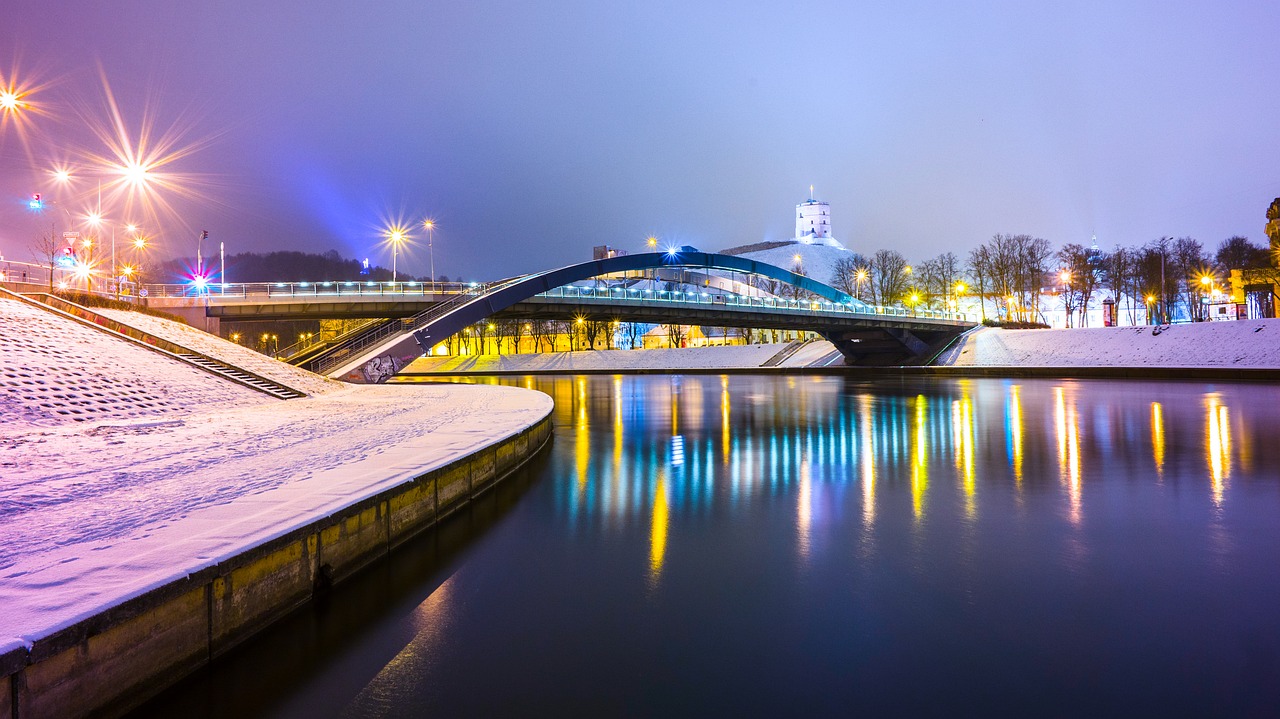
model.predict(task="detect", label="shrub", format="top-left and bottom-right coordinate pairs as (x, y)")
top-left (981, 318), bottom-right (1049, 329)
top-left (53, 291), bottom-right (190, 326)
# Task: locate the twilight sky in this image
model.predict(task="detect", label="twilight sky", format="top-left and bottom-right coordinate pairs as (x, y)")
top-left (2, 0), bottom-right (1278, 281)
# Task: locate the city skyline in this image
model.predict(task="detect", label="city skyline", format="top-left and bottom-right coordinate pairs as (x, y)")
top-left (2, 0), bottom-right (1278, 281)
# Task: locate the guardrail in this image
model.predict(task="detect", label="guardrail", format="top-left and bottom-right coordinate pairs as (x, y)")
top-left (141, 280), bottom-right (500, 300)
top-left (534, 285), bottom-right (969, 322)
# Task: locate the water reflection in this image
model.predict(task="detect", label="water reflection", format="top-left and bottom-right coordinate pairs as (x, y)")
top-left (1206, 394), bottom-right (1231, 506)
top-left (416, 374), bottom-right (1278, 579)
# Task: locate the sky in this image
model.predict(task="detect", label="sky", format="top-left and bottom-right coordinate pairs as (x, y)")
top-left (2, 0), bottom-right (1278, 282)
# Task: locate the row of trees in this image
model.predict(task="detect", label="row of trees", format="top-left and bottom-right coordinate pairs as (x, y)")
top-left (826, 233), bottom-right (1276, 325)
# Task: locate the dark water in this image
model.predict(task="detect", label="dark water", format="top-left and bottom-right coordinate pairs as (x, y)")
top-left (136, 375), bottom-right (1280, 717)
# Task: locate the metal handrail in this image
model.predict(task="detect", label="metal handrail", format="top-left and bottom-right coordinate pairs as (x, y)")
top-left (308, 276), bottom-right (530, 375)
top-left (140, 280), bottom-right (483, 300)
top-left (534, 285), bottom-right (970, 322)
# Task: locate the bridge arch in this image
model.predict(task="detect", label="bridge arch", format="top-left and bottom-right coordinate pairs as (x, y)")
top-left (321, 248), bottom-right (972, 383)
top-left (410, 248), bottom-right (863, 352)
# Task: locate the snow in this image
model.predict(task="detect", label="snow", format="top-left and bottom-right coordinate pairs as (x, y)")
top-left (940, 321), bottom-right (1280, 368)
top-left (0, 298), bottom-right (266, 427)
top-left (405, 320), bottom-right (1280, 373)
top-left (96, 308), bottom-right (342, 396)
top-left (0, 298), bottom-right (552, 649)
top-left (403, 343), bottom-right (804, 373)
top-left (728, 241), bottom-right (858, 287)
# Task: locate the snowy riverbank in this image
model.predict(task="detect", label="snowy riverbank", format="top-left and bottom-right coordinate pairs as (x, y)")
top-left (939, 321), bottom-right (1280, 368)
top-left (0, 298), bottom-right (552, 650)
top-left (403, 319), bottom-right (1280, 374)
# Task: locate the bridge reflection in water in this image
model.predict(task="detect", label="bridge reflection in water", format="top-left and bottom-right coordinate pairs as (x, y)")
top-left (426, 374), bottom-right (1268, 581)
top-left (139, 373), bottom-right (1280, 716)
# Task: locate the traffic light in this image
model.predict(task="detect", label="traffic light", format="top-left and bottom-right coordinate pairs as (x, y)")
top-left (28, 193), bottom-right (43, 210)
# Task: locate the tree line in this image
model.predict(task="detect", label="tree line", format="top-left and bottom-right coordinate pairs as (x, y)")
top-left (826, 233), bottom-right (1275, 326)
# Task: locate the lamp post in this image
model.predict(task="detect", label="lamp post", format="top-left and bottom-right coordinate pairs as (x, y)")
top-left (389, 229), bottom-right (405, 284)
top-left (422, 219), bottom-right (435, 287)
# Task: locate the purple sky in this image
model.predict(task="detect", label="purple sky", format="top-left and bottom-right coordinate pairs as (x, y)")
top-left (3, 1), bottom-right (1278, 281)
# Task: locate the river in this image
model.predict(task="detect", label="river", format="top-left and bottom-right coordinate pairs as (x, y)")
top-left (135, 374), bottom-right (1280, 716)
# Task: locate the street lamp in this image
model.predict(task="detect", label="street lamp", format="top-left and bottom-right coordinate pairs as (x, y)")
top-left (388, 228), bottom-right (406, 283)
top-left (422, 219), bottom-right (436, 287)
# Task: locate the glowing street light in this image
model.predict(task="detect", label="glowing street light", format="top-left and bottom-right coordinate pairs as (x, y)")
top-left (647, 236), bottom-right (658, 250)
top-left (386, 226), bottom-right (409, 283)
top-left (0, 90), bottom-right (23, 112)
top-left (422, 219), bottom-right (436, 286)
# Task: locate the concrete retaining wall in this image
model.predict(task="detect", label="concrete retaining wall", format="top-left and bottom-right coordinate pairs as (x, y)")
top-left (1, 414), bottom-right (553, 718)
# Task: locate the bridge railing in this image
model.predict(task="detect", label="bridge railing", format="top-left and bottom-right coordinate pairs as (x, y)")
top-left (536, 285), bottom-right (969, 322)
top-left (141, 280), bottom-right (488, 300)
top-left (307, 274), bottom-right (533, 375)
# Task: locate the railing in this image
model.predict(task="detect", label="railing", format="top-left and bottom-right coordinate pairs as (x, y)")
top-left (307, 275), bottom-right (533, 375)
top-left (534, 285), bottom-right (970, 322)
top-left (141, 280), bottom-right (495, 300)
top-left (130, 277), bottom-right (967, 322)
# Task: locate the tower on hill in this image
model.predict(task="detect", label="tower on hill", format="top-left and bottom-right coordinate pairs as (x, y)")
top-left (794, 186), bottom-right (845, 248)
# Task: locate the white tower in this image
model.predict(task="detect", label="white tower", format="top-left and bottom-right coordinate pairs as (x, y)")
top-left (794, 186), bottom-right (841, 247)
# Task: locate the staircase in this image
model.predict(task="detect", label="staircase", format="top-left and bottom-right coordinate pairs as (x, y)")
top-left (761, 339), bottom-right (810, 367)
top-left (174, 354), bottom-right (306, 399)
top-left (307, 276), bottom-right (531, 376)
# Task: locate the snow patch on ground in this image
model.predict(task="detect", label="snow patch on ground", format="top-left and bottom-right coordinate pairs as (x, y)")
top-left (0, 298), bottom-right (553, 648)
top-left (404, 343), bottom-right (799, 373)
top-left (729, 241), bottom-right (858, 287)
top-left (941, 322), bottom-right (1280, 368)
top-left (97, 308), bottom-right (342, 396)
top-left (0, 299), bottom-right (266, 428)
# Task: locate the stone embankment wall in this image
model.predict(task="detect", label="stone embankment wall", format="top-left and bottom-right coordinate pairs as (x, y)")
top-left (0, 414), bottom-right (552, 719)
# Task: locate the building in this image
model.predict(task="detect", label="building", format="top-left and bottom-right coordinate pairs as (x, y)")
top-left (794, 187), bottom-right (845, 248)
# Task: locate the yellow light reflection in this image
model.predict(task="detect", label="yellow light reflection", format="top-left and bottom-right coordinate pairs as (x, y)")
top-left (1055, 387), bottom-right (1082, 523)
top-left (1206, 394), bottom-right (1230, 506)
top-left (575, 377), bottom-right (589, 493)
top-left (1151, 402), bottom-right (1165, 477)
top-left (912, 395), bottom-right (928, 519)
top-left (650, 475), bottom-right (669, 578)
top-left (859, 395), bottom-right (875, 526)
top-left (952, 392), bottom-right (976, 517)
top-left (720, 375), bottom-right (731, 465)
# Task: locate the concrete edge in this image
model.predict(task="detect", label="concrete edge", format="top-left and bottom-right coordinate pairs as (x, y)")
top-left (0, 409), bottom-right (553, 719)
top-left (395, 365), bottom-right (1280, 383)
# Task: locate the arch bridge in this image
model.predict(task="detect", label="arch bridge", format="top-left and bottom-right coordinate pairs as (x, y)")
top-left (306, 249), bottom-right (975, 383)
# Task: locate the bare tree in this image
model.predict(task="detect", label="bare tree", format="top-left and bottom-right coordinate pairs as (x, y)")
top-left (664, 324), bottom-right (687, 348)
top-left (583, 319), bottom-right (610, 349)
top-left (1102, 247), bottom-right (1138, 324)
top-left (29, 223), bottom-right (61, 291)
top-left (830, 253), bottom-right (870, 298)
top-left (1215, 236), bottom-right (1269, 271)
top-left (966, 245), bottom-right (992, 321)
top-left (868, 249), bottom-right (909, 306)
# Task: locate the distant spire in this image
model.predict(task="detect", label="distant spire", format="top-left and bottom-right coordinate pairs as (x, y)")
top-left (809, 184), bottom-right (814, 201)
